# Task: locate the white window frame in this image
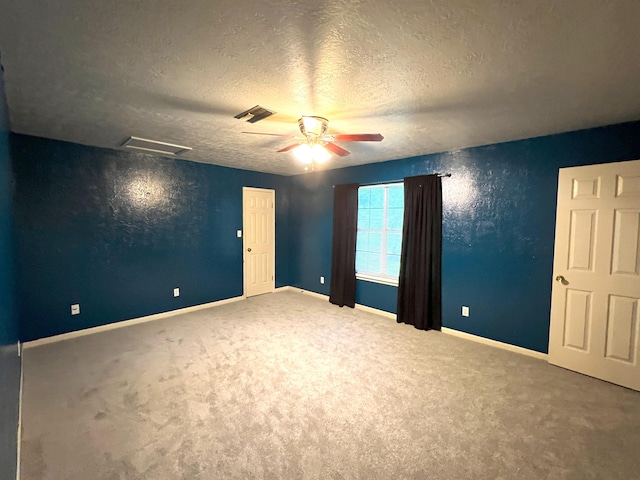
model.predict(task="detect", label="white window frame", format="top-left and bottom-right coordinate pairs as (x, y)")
top-left (356, 183), bottom-right (403, 286)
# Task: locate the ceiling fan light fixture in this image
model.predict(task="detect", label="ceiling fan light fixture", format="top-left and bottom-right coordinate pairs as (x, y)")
top-left (243, 114), bottom-right (382, 169)
top-left (299, 116), bottom-right (328, 137)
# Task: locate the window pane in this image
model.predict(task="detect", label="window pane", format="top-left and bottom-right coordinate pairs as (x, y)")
top-left (368, 232), bottom-right (382, 253)
top-left (369, 187), bottom-right (384, 208)
top-left (358, 188), bottom-right (370, 208)
top-left (369, 208), bottom-right (384, 229)
top-left (388, 185), bottom-right (404, 208)
top-left (356, 231), bottom-right (368, 251)
top-left (387, 232), bottom-right (402, 255)
top-left (387, 207), bottom-right (403, 230)
top-left (357, 209), bottom-right (370, 229)
top-left (386, 254), bottom-right (401, 276)
top-left (367, 252), bottom-right (381, 273)
top-left (355, 251), bottom-right (367, 272)
top-left (356, 183), bottom-right (404, 282)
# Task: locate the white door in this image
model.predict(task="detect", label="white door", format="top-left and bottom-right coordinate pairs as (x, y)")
top-left (243, 187), bottom-right (275, 297)
top-left (548, 159), bottom-right (640, 391)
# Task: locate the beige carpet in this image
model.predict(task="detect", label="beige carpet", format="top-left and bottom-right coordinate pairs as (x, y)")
top-left (20, 290), bottom-right (640, 479)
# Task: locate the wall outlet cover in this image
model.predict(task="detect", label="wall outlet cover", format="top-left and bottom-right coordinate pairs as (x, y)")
top-left (462, 306), bottom-right (469, 317)
top-left (174, 288), bottom-right (180, 297)
top-left (71, 304), bottom-right (80, 315)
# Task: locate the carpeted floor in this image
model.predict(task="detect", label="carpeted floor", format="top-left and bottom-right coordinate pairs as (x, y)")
top-left (20, 290), bottom-right (640, 479)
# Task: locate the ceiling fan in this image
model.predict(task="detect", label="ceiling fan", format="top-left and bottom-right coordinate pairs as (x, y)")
top-left (242, 116), bottom-right (384, 168)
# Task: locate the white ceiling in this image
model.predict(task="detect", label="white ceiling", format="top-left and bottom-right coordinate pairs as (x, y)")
top-left (1, 0), bottom-right (640, 175)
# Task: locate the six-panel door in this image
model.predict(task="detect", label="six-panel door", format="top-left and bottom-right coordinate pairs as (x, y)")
top-left (549, 159), bottom-right (640, 391)
top-left (243, 187), bottom-right (275, 298)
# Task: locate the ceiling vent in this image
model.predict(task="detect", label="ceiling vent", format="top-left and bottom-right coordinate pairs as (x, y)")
top-left (122, 137), bottom-right (192, 155)
top-left (234, 105), bottom-right (275, 123)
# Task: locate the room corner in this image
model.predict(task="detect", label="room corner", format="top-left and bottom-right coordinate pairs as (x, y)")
top-left (0, 49), bottom-right (21, 480)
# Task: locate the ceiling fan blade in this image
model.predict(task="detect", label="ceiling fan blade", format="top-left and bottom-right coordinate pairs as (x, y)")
top-left (242, 132), bottom-right (291, 137)
top-left (277, 143), bottom-right (300, 153)
top-left (331, 133), bottom-right (384, 142)
top-left (324, 142), bottom-right (351, 157)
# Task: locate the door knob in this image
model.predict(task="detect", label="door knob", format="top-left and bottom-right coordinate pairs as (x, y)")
top-left (247, 248), bottom-right (252, 252)
top-left (555, 275), bottom-right (566, 283)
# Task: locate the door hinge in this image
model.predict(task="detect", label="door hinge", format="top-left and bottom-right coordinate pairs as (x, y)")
top-left (272, 275), bottom-right (274, 280)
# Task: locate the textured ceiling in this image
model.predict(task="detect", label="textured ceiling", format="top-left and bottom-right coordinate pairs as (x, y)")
top-left (1, 0), bottom-right (640, 175)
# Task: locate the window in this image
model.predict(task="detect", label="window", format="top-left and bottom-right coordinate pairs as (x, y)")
top-left (356, 183), bottom-right (404, 285)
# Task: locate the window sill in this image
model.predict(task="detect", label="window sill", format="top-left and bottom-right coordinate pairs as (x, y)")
top-left (356, 274), bottom-right (399, 287)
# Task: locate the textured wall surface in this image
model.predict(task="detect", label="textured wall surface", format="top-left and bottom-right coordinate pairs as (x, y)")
top-left (13, 134), bottom-right (290, 342)
top-left (10, 120), bottom-right (640, 350)
top-left (1, 1), bottom-right (640, 174)
top-left (288, 120), bottom-right (640, 353)
top-left (0, 54), bottom-right (20, 480)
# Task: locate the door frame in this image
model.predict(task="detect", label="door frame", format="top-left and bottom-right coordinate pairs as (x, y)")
top-left (242, 187), bottom-right (276, 298)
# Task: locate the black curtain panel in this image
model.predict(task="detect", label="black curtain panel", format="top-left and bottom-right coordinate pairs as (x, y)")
top-left (397, 175), bottom-right (442, 330)
top-left (329, 183), bottom-right (359, 308)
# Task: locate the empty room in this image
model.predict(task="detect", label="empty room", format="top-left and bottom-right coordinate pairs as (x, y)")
top-left (1, 1), bottom-right (640, 479)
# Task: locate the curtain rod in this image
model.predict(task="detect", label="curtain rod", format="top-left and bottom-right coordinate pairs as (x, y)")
top-left (333, 173), bottom-right (451, 188)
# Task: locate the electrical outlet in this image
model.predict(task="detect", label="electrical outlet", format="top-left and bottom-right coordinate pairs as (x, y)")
top-left (174, 288), bottom-right (180, 297)
top-left (71, 304), bottom-right (80, 315)
top-left (320, 276), bottom-right (325, 284)
top-left (462, 306), bottom-right (469, 317)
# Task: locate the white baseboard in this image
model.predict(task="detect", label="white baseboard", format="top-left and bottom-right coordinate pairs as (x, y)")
top-left (17, 342), bottom-right (23, 480)
top-left (279, 286), bottom-right (328, 301)
top-left (277, 286), bottom-right (397, 319)
top-left (23, 287), bottom-right (547, 363)
top-left (354, 302), bottom-right (396, 320)
top-left (441, 327), bottom-right (548, 360)
top-left (274, 286), bottom-right (293, 293)
top-left (278, 287), bottom-right (546, 360)
top-left (24, 295), bottom-right (245, 348)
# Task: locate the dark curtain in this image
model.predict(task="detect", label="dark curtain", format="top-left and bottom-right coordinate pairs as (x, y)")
top-left (329, 183), bottom-right (359, 308)
top-left (397, 175), bottom-right (442, 330)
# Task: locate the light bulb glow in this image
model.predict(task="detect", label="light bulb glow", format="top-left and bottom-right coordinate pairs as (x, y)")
top-left (293, 144), bottom-right (313, 164)
top-left (302, 117), bottom-right (322, 135)
top-left (311, 144), bottom-right (331, 163)
top-left (299, 116), bottom-right (328, 137)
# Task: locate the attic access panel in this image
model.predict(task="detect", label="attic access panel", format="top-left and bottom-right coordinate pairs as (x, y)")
top-left (122, 137), bottom-right (192, 155)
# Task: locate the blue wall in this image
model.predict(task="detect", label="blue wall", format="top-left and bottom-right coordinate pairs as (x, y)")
top-left (12, 134), bottom-right (290, 341)
top-left (8, 116), bottom-right (640, 353)
top-left (288, 121), bottom-right (640, 353)
top-left (0, 55), bottom-right (20, 480)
